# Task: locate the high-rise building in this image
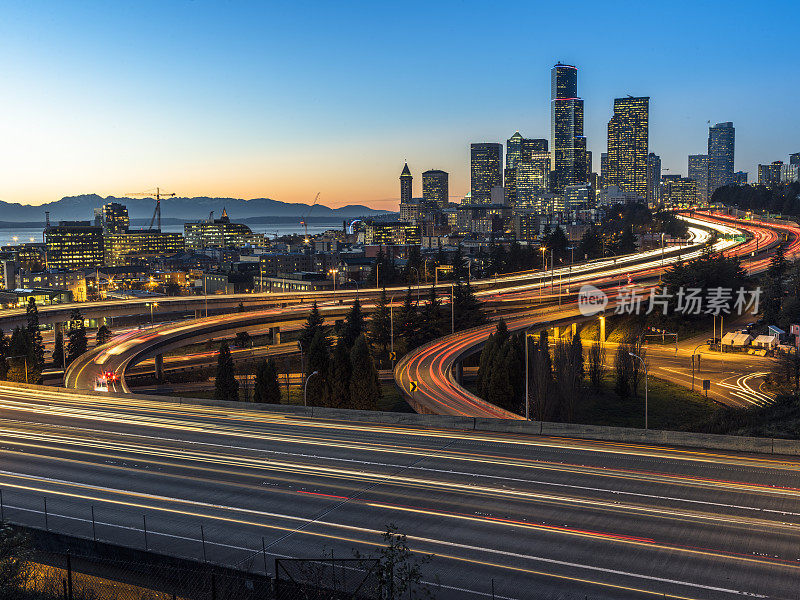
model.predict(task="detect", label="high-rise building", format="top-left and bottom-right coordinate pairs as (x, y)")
top-left (506, 132), bottom-right (524, 170)
top-left (707, 122), bottom-right (735, 196)
top-left (515, 153), bottom-right (551, 207)
top-left (470, 143), bottom-right (503, 204)
top-left (400, 163), bottom-right (412, 205)
top-left (646, 153), bottom-right (662, 204)
top-left (600, 152), bottom-right (608, 188)
top-left (606, 96), bottom-right (649, 201)
top-left (758, 161), bottom-right (783, 188)
top-left (791, 153), bottom-right (800, 168)
top-left (550, 63), bottom-right (587, 192)
top-left (661, 176), bottom-right (698, 206)
top-left (781, 162), bottom-right (799, 183)
top-left (688, 154), bottom-right (709, 203)
top-left (422, 170), bottom-right (449, 208)
top-left (521, 138), bottom-right (548, 161)
top-left (99, 202), bottom-right (130, 234)
top-left (45, 221), bottom-right (104, 270)
top-left (733, 171), bottom-right (748, 185)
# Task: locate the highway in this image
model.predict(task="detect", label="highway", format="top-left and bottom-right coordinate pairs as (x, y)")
top-left (396, 211), bottom-right (800, 417)
top-left (2, 387), bottom-right (800, 599)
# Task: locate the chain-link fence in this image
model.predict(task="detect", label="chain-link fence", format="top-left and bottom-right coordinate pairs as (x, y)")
top-left (274, 558), bottom-right (381, 600)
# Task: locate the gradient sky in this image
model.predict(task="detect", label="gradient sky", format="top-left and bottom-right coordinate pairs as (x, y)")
top-left (1, 1), bottom-right (797, 211)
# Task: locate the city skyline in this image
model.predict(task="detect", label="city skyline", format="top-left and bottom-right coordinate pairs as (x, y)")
top-left (0, 1), bottom-right (798, 209)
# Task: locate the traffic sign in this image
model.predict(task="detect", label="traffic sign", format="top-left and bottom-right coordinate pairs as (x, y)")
top-left (389, 351), bottom-right (396, 361)
top-left (409, 380), bottom-right (418, 393)
top-left (702, 379), bottom-right (711, 391)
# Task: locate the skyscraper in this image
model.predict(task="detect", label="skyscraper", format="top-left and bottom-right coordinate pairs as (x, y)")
top-left (688, 154), bottom-right (709, 203)
top-left (707, 122), bottom-right (735, 196)
top-left (521, 138), bottom-right (548, 161)
top-left (606, 96), bottom-right (649, 201)
top-left (422, 170), bottom-right (449, 208)
top-left (646, 153), bottom-right (661, 204)
top-left (733, 171), bottom-right (748, 185)
top-left (470, 143), bottom-right (503, 204)
top-left (790, 153), bottom-right (800, 169)
top-left (600, 152), bottom-right (608, 188)
top-left (758, 161), bottom-right (783, 188)
top-left (550, 63), bottom-right (587, 192)
top-left (400, 162), bottom-right (412, 205)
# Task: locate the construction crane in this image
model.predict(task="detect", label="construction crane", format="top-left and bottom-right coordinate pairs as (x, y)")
top-left (126, 187), bottom-right (176, 231)
top-left (300, 192), bottom-right (320, 242)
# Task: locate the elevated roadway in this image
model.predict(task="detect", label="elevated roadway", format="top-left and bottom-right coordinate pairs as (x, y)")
top-left (395, 212), bottom-right (800, 417)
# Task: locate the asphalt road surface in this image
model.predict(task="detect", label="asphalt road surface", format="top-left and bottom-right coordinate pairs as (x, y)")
top-left (1, 386), bottom-right (800, 599)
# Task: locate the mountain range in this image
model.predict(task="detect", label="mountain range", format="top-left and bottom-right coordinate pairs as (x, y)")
top-left (0, 194), bottom-right (392, 224)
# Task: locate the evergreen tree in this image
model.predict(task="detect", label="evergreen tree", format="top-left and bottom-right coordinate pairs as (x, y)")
top-left (476, 332), bottom-right (497, 398)
top-left (65, 309), bottom-right (87, 367)
top-left (452, 246), bottom-right (468, 281)
top-left (349, 334), bottom-right (380, 410)
top-left (452, 281), bottom-right (484, 331)
top-left (298, 301), bottom-right (325, 357)
top-left (305, 329), bottom-right (330, 406)
top-left (545, 225), bottom-right (568, 257)
top-left (7, 326), bottom-right (34, 383)
top-left (0, 329), bottom-right (8, 380)
top-left (418, 286), bottom-right (445, 345)
top-left (340, 297), bottom-right (365, 348)
top-left (214, 341), bottom-right (239, 401)
top-left (254, 358), bottom-right (281, 403)
top-left (328, 338), bottom-right (352, 409)
top-left (768, 242), bottom-right (788, 280)
top-left (25, 297), bottom-right (44, 370)
top-left (532, 330), bottom-right (554, 420)
top-left (96, 325), bottom-right (112, 346)
top-left (396, 287), bottom-right (418, 352)
top-left (368, 287), bottom-right (392, 365)
top-left (52, 327), bottom-right (64, 369)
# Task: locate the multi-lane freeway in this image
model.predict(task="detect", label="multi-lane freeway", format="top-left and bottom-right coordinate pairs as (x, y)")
top-left (2, 387), bottom-right (800, 599)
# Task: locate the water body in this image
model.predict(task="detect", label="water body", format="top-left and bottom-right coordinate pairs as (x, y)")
top-left (0, 222), bottom-right (342, 247)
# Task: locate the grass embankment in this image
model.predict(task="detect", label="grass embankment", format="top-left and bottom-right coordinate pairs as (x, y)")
top-left (576, 374), bottom-right (719, 430)
top-left (691, 393), bottom-right (800, 438)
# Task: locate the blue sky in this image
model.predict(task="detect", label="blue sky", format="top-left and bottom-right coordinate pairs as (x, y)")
top-left (0, 1), bottom-right (797, 209)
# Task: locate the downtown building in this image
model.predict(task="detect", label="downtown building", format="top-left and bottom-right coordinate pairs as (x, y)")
top-left (45, 221), bottom-right (105, 270)
top-left (104, 230), bottom-right (185, 267)
top-left (505, 132), bottom-right (549, 209)
top-left (184, 209), bottom-right (262, 249)
top-left (470, 143), bottom-right (503, 204)
top-left (688, 154), bottom-right (709, 204)
top-left (422, 169), bottom-right (449, 208)
top-left (708, 122), bottom-right (735, 196)
top-left (94, 202), bottom-right (130, 234)
top-left (550, 63), bottom-right (587, 192)
top-left (646, 153), bottom-right (661, 204)
top-left (758, 161), bottom-right (783, 188)
top-left (606, 96), bottom-right (649, 202)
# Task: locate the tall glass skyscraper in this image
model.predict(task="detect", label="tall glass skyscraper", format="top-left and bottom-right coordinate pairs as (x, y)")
top-left (550, 63), bottom-right (587, 192)
top-left (470, 143), bottom-right (503, 204)
top-left (646, 152), bottom-right (661, 205)
top-left (688, 154), bottom-right (709, 203)
top-left (707, 122), bottom-right (735, 195)
top-left (606, 96), bottom-right (649, 201)
top-left (422, 170), bottom-right (449, 208)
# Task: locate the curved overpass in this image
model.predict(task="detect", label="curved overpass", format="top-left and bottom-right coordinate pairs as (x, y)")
top-left (396, 212), bottom-right (800, 418)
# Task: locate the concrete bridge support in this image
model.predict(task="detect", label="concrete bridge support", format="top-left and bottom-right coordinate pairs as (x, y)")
top-left (154, 354), bottom-right (165, 381)
top-left (270, 326), bottom-right (281, 344)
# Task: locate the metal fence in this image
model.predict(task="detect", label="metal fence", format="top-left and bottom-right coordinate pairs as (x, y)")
top-left (274, 557), bottom-right (381, 600)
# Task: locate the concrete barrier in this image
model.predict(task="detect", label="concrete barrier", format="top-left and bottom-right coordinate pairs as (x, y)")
top-left (5, 381), bottom-right (800, 457)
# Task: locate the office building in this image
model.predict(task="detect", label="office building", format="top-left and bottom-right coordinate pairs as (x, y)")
top-left (600, 152), bottom-right (608, 188)
top-left (104, 230), bottom-right (185, 266)
top-left (184, 209), bottom-right (261, 249)
top-left (470, 143), bottom-right (503, 204)
top-left (688, 154), bottom-right (709, 203)
top-left (45, 221), bottom-right (104, 270)
top-left (364, 221), bottom-right (421, 246)
top-left (521, 138), bottom-right (548, 161)
top-left (505, 134), bottom-right (549, 206)
top-left (551, 63), bottom-right (587, 192)
top-left (708, 122), bottom-right (735, 195)
top-left (515, 153), bottom-right (551, 206)
top-left (400, 162), bottom-right (412, 205)
top-left (422, 170), bottom-right (449, 208)
top-left (646, 153), bottom-right (662, 204)
top-left (782, 162), bottom-right (799, 183)
top-left (606, 96), bottom-right (649, 201)
top-left (661, 175), bottom-right (697, 206)
top-left (791, 153), bottom-right (800, 169)
top-left (758, 161), bottom-right (783, 188)
top-left (733, 171), bottom-right (748, 185)
top-left (98, 202), bottom-right (130, 234)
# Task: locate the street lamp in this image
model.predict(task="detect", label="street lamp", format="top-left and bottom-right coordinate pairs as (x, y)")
top-left (539, 247), bottom-right (547, 301)
top-left (304, 370), bottom-right (319, 407)
top-left (628, 352), bottom-right (648, 429)
top-left (328, 268), bottom-right (339, 298)
top-left (147, 302), bottom-right (159, 324)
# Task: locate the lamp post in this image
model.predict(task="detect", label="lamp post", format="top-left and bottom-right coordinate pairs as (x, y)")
top-left (628, 352), bottom-right (648, 429)
top-left (147, 302), bottom-right (159, 324)
top-left (524, 326), bottom-right (537, 421)
top-left (539, 247), bottom-right (547, 301)
top-left (304, 371), bottom-right (319, 407)
top-left (691, 341), bottom-right (707, 391)
top-left (328, 268), bottom-right (339, 299)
